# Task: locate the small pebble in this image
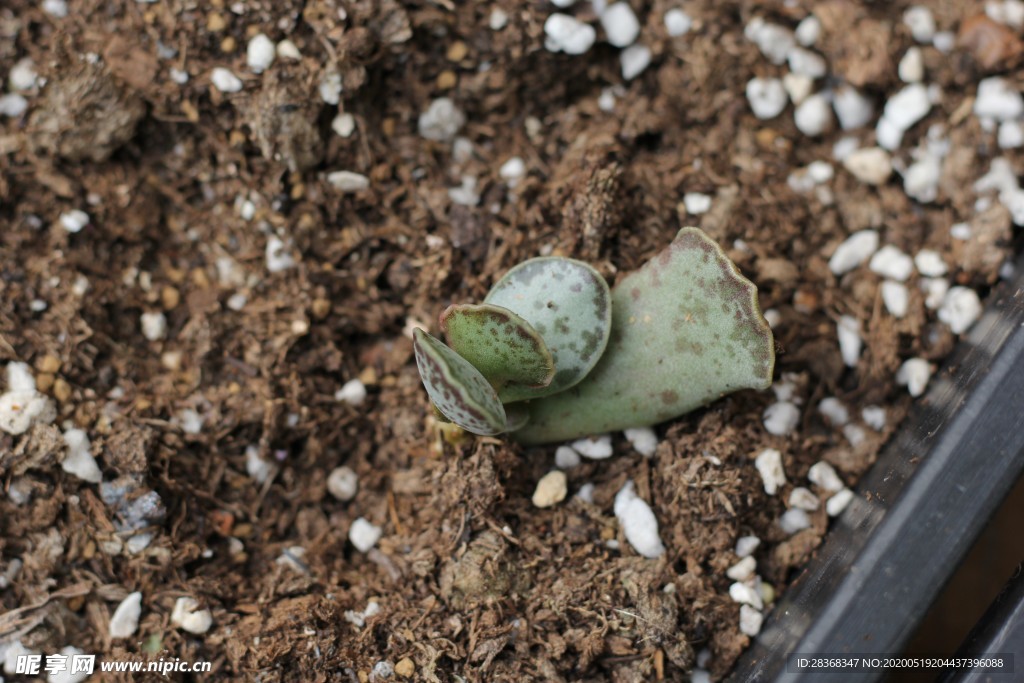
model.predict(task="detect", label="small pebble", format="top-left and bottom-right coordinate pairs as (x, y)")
top-left (795, 15), bottom-right (821, 46)
top-left (109, 592), bottom-right (143, 638)
top-left (922, 277), bottom-right (949, 310)
top-left (903, 154), bottom-right (942, 203)
top-left (763, 402), bottom-right (800, 436)
top-left (726, 556), bottom-right (757, 581)
top-left (601, 3), bottom-right (640, 47)
top-left (327, 466), bottom-right (358, 501)
top-left (42, 0), bottom-right (68, 17)
top-left (914, 249), bottom-right (947, 277)
top-left (245, 445), bottom-right (273, 483)
top-left (332, 112), bottom-right (356, 138)
top-left (664, 9), bottom-right (692, 37)
top-left (179, 408), bottom-right (203, 434)
top-left (499, 157), bottom-right (526, 189)
top-left (62, 428), bottom-right (102, 483)
top-left (745, 19), bottom-right (795, 65)
top-left (998, 120), bottom-right (1024, 149)
top-left (951, 222), bottom-right (971, 240)
top-left (418, 98), bottom-right (465, 142)
top-left (788, 487), bottom-right (820, 511)
top-left (276, 39), bottom-right (302, 60)
top-left (544, 14), bottom-right (597, 55)
top-left (876, 116), bottom-right (905, 151)
top-left (903, 6), bottom-right (936, 43)
top-left (754, 448), bottom-right (786, 495)
top-left (170, 68), bottom-right (189, 84)
top-left (246, 34), bottom-right (275, 73)
top-left (624, 426), bottom-right (658, 457)
top-left (786, 47), bottom-right (827, 79)
top-left (349, 517), bottom-right (383, 553)
top-left (576, 482), bottom-right (595, 503)
top-left (794, 93), bottom-right (832, 136)
top-left (489, 8), bottom-right (509, 31)
top-left (736, 535), bottom-right (761, 558)
top-left (869, 245), bottom-right (914, 281)
top-left (729, 581), bottom-right (764, 609)
top-left (826, 488), bottom-right (855, 516)
top-left (554, 445), bottom-right (581, 469)
top-left (59, 210), bottom-right (90, 233)
top-left (897, 358), bottom-right (932, 397)
top-left (783, 73), bottom-right (813, 106)
top-left (141, 312), bottom-right (168, 341)
top-left (974, 77), bottom-right (1024, 121)
top-left (836, 315), bottom-right (862, 367)
top-left (532, 470), bottom-right (568, 508)
top-left (938, 287), bottom-right (982, 334)
top-left (327, 171), bottom-right (370, 192)
top-left (210, 67), bottom-right (243, 93)
top-left (448, 176), bottom-right (479, 206)
top-left (48, 646), bottom-right (90, 683)
top-left (882, 83), bottom-right (931, 133)
top-left (614, 480), bottom-right (666, 559)
top-left (683, 192), bottom-right (712, 214)
top-left (0, 93), bottom-right (27, 118)
top-left (692, 670), bottom-right (712, 683)
top-left (843, 423), bottom-right (866, 447)
top-left (832, 136), bottom-right (860, 161)
top-left (808, 461), bottom-right (844, 492)
top-left (932, 31), bottom-right (955, 53)
top-left (881, 281), bottom-right (909, 318)
top-left (862, 406), bottom-right (886, 431)
top-left (779, 508), bottom-right (811, 534)
top-left (572, 434), bottom-right (613, 459)
top-left (818, 397), bottom-right (849, 425)
top-left (843, 147), bottom-right (892, 185)
top-left (620, 44), bottom-right (652, 80)
top-left (394, 658), bottom-right (415, 678)
top-left (746, 78), bottom-right (787, 120)
top-left (171, 596), bottom-right (213, 635)
top-left (319, 71), bottom-right (342, 105)
top-left (335, 379), bottom-right (368, 406)
top-left (739, 604), bottom-right (764, 637)
top-left (898, 47), bottom-right (924, 83)
top-left (832, 86), bottom-right (874, 130)
top-left (9, 58), bottom-right (38, 91)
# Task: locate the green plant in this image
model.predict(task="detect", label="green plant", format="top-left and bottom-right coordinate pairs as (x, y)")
top-left (413, 227), bottom-right (775, 445)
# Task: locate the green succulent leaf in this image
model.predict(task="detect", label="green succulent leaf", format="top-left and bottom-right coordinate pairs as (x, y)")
top-left (511, 227), bottom-right (775, 444)
top-left (440, 303), bottom-right (555, 402)
top-left (485, 257), bottom-right (612, 402)
top-left (413, 329), bottom-right (507, 436)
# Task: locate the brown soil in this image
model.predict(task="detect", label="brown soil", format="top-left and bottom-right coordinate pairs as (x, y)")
top-left (0, 0), bottom-right (1017, 681)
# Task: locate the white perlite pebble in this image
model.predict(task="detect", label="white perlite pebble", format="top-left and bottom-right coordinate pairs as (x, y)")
top-left (499, 157), bottom-right (526, 188)
top-left (763, 401), bottom-right (800, 436)
top-left (266, 236), bottom-right (295, 273)
top-left (843, 147), bottom-right (892, 185)
top-left (897, 358), bottom-right (932, 397)
top-left (779, 508), bottom-right (811, 534)
top-left (898, 47), bottom-right (924, 83)
top-left (726, 556), bottom-right (757, 581)
top-left (794, 93), bottom-right (832, 136)
top-left (862, 405), bottom-right (887, 431)
top-left (448, 176), bottom-right (479, 206)
top-left (246, 34), bottom-right (276, 73)
top-left (327, 466), bottom-right (358, 501)
top-left (418, 97), bottom-right (465, 142)
top-left (837, 315), bottom-right (862, 367)
top-left (745, 19), bottom-right (795, 65)
top-left (746, 78), bottom-right (787, 120)
top-left (818, 397), bottom-right (849, 425)
top-left (572, 434), bottom-right (613, 459)
top-left (974, 157), bottom-right (1019, 197)
top-left (808, 461), bottom-right (844, 492)
top-left (783, 73), bottom-right (813, 106)
top-left (787, 47), bottom-right (827, 79)
top-left (317, 72), bottom-right (342, 105)
top-left (8, 362), bottom-right (36, 393)
top-left (327, 171), bottom-right (370, 192)
top-left (795, 15), bottom-right (821, 46)
top-left (171, 596), bottom-right (213, 635)
top-left (832, 136), bottom-right (860, 161)
top-left (736, 535), bottom-right (761, 558)
top-left (210, 67), bottom-right (243, 93)
top-left (551, 0), bottom-right (577, 6)
top-left (683, 192), bottom-right (712, 214)
top-left (48, 646), bottom-right (90, 683)
top-left (987, 0), bottom-right (1024, 27)
top-left (170, 68), bottom-right (189, 85)
top-left (620, 44), bottom-right (652, 80)
top-left (624, 427), bottom-right (658, 457)
top-left (349, 517), bottom-right (383, 553)
top-left (974, 77), bottom-right (1024, 121)
top-left (903, 154), bottom-right (942, 203)
top-left (532, 470), bottom-right (568, 508)
top-left (664, 9), bottom-right (692, 37)
top-left (869, 245), bottom-right (914, 281)
top-left (832, 86), bottom-right (874, 130)
top-left (881, 281), bottom-right (909, 318)
top-left (332, 113), bottom-right (356, 138)
top-left (903, 6), bottom-right (936, 43)
top-left (601, 3), bottom-right (640, 47)
top-left (951, 222), bottom-right (971, 240)
top-left (42, 0), bottom-right (68, 17)
top-left (922, 277), bottom-right (950, 310)
top-left (754, 448), bottom-right (786, 495)
top-left (489, 8), bottom-right (509, 31)
top-left (614, 480), bottom-right (666, 558)
top-left (844, 423), bottom-right (866, 447)
top-left (576, 482), bottom-right (595, 503)
top-left (0, 363), bottom-right (56, 436)
top-left (276, 39), bottom-right (302, 61)
top-left (876, 116), bottom-right (905, 151)
top-left (140, 312), bottom-right (168, 341)
top-left (938, 287), bottom-right (982, 334)
top-left (60, 209), bottom-right (90, 233)
top-left (826, 488), bottom-right (855, 516)
top-left (739, 604), bottom-right (764, 637)
top-left (335, 379), bottom-right (367, 406)
top-left (789, 487), bottom-right (820, 511)
top-left (9, 58), bottom-right (38, 91)
top-left (914, 250), bottom-right (947, 277)
top-left (62, 428), bottom-right (102, 483)
top-left (933, 31), bottom-right (955, 52)
top-left (555, 445), bottom-right (582, 469)
top-left (245, 445), bottom-right (273, 483)
top-left (998, 120), bottom-right (1024, 149)
top-left (882, 84), bottom-right (931, 133)
top-left (729, 581), bottom-right (764, 609)
top-left (544, 14), bottom-right (597, 55)
top-left (0, 93), bottom-right (28, 118)
top-left (110, 592), bottom-right (143, 638)
top-left (179, 408), bottom-right (203, 434)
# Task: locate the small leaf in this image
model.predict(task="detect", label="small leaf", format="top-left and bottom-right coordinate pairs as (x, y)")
top-left (413, 329), bottom-right (507, 436)
top-left (512, 227), bottom-right (775, 444)
top-left (440, 303), bottom-right (555, 402)
top-left (485, 257), bottom-right (612, 401)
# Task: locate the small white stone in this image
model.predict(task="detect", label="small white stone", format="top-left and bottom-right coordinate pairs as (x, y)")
top-left (832, 136), bottom-right (860, 162)
top-left (620, 44), bottom-right (652, 80)
top-left (903, 154), bottom-right (942, 203)
top-left (171, 596), bottom-right (213, 634)
top-left (837, 315), bottom-right (862, 367)
top-left (973, 157), bottom-right (1019, 196)
top-left (664, 9), bottom-right (692, 37)
top-left (246, 33), bottom-right (276, 73)
top-left (327, 466), bottom-right (359, 501)
top-left (227, 293), bottom-right (247, 311)
top-left (754, 448), bottom-right (786, 494)
top-left (794, 93), bottom-right (832, 136)
top-left (808, 461), bottom-right (844, 492)
top-left (922, 277), bottom-right (949, 310)
top-left (614, 480), bottom-right (666, 559)
top-left (551, 0), bottom-right (577, 6)
top-left (59, 209), bottom-right (90, 233)
top-left (787, 47), bottom-right (827, 79)
top-left (624, 427), bottom-right (658, 457)
top-left (903, 6), bottom-right (936, 43)
top-left (950, 222), bottom-right (971, 240)
top-left (763, 400), bottom-right (799, 436)
top-left (876, 116), bottom-right (905, 151)
top-left (0, 93), bottom-right (27, 118)
top-left (448, 176), bottom-right (479, 206)
top-left (319, 71), bottom-right (342, 105)
top-left (914, 250), bottom-right (947, 277)
top-left (736, 535), bottom-right (761, 558)
top-left (843, 423), bottom-right (866, 447)
top-left (601, 3), bottom-right (640, 47)
top-left (9, 58), bottom-right (38, 91)
top-left (938, 287), bottom-right (982, 334)
top-left (266, 236), bottom-right (295, 273)
top-left (327, 170), bottom-right (370, 192)
top-left (998, 120), bottom-right (1024, 149)
top-left (210, 67), bottom-right (243, 93)
top-left (898, 47), bottom-right (924, 84)
top-left (499, 157), bottom-right (526, 188)
top-left (140, 312), bottom-right (167, 341)
top-left (276, 39), bottom-right (302, 61)
top-left (932, 30), bottom-right (955, 52)
top-left (62, 428), bottom-right (102, 483)
top-left (42, 0), bottom-right (68, 17)
top-left (683, 192), bottom-right (712, 214)
top-left (7, 362), bottom-right (35, 393)
top-left (572, 434), bottom-right (613, 459)
top-left (245, 445), bottom-right (272, 483)
top-left (349, 517), bottom-right (383, 553)
top-left (746, 78), bottom-right (787, 119)
top-left (170, 67), bottom-right (189, 84)
top-left (881, 281), bottom-right (909, 318)
top-left (763, 309), bottom-right (782, 328)
top-left (843, 147), bottom-right (892, 185)
top-left (779, 508), bottom-right (811, 534)
top-left (869, 245), bottom-right (914, 282)
top-left (746, 19), bottom-right (795, 65)
top-left (110, 592), bottom-right (143, 638)
top-left (335, 379), bottom-right (367, 406)
top-left (974, 77), bottom-right (1024, 121)
top-left (883, 83), bottom-right (932, 133)
top-left (826, 488), bottom-right (855, 516)
top-left (783, 73), bottom-right (813, 106)
top-left (179, 408), bottom-right (203, 434)
top-left (818, 397), bottom-right (849, 425)
top-left (47, 646), bottom-right (90, 683)
top-left (544, 14), bottom-right (597, 55)
top-left (726, 556), bottom-right (757, 581)
top-left (576, 482), bottom-right (595, 503)
top-left (788, 487), bottom-right (820, 511)
top-left (489, 8), bottom-right (509, 31)
top-left (331, 112), bottom-right (356, 138)
top-left (897, 357), bottom-right (932, 397)
top-left (795, 15), bottom-right (821, 46)
top-left (418, 97), bottom-right (465, 142)
top-left (862, 406), bottom-right (887, 431)
top-left (832, 85), bottom-right (874, 130)
top-left (555, 445), bottom-right (582, 469)
top-left (729, 581), bottom-right (764, 609)
top-left (739, 604), bottom-right (764, 637)
top-left (532, 470), bottom-right (568, 508)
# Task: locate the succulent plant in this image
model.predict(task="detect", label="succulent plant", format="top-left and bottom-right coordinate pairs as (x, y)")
top-left (413, 227), bottom-right (775, 444)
